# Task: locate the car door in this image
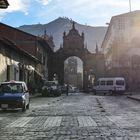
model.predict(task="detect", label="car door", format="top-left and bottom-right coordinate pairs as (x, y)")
top-left (95, 80), bottom-right (106, 93)
top-left (23, 83), bottom-right (29, 105)
top-left (106, 80), bottom-right (113, 91)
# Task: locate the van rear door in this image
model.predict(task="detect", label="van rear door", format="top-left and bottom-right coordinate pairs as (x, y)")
top-left (115, 79), bottom-right (125, 91)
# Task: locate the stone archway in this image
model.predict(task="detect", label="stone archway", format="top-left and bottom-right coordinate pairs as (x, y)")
top-left (64, 56), bottom-right (83, 89)
top-left (49, 22), bottom-right (105, 90)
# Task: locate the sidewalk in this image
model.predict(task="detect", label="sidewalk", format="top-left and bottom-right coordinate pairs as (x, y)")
top-left (30, 93), bottom-right (42, 98)
top-left (127, 92), bottom-right (140, 101)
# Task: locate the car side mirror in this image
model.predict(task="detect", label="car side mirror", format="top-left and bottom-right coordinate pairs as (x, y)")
top-left (24, 90), bottom-right (28, 93)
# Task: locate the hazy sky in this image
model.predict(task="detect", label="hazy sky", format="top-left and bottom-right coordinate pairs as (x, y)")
top-left (0, 0), bottom-right (140, 27)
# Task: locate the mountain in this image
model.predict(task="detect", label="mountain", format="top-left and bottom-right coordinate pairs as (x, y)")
top-left (18, 17), bottom-right (107, 53)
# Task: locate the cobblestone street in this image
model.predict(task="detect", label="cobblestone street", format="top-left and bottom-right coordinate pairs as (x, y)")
top-left (1, 93), bottom-right (140, 140)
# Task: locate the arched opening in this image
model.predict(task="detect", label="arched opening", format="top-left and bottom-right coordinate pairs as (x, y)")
top-left (64, 56), bottom-right (83, 90)
top-left (50, 21), bottom-right (105, 91)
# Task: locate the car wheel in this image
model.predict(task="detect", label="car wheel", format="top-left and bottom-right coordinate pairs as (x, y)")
top-left (26, 103), bottom-right (30, 109)
top-left (22, 102), bottom-right (26, 112)
top-left (94, 90), bottom-right (96, 95)
top-left (26, 99), bottom-right (30, 109)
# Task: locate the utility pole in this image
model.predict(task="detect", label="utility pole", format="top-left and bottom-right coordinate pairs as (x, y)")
top-left (129, 0), bottom-right (131, 12)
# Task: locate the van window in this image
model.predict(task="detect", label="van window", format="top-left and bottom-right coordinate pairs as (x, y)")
top-left (100, 81), bottom-right (106, 85)
top-left (116, 80), bottom-right (125, 85)
top-left (106, 80), bottom-right (113, 85)
top-left (97, 81), bottom-right (99, 85)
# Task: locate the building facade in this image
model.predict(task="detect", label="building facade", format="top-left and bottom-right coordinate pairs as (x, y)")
top-left (102, 11), bottom-right (140, 90)
top-left (0, 23), bottom-right (53, 92)
top-left (0, 23), bottom-right (53, 81)
top-left (0, 35), bottom-right (39, 92)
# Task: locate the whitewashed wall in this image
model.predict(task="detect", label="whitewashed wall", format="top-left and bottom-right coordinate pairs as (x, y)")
top-left (0, 53), bottom-right (20, 83)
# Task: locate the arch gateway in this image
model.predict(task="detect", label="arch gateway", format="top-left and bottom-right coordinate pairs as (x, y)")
top-left (48, 22), bottom-right (105, 90)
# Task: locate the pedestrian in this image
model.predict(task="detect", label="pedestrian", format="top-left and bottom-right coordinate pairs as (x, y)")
top-left (66, 84), bottom-right (69, 96)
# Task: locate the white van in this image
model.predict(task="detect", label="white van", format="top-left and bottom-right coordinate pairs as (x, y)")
top-left (93, 77), bottom-right (126, 95)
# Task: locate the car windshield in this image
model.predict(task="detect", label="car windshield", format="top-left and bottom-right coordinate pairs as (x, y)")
top-left (45, 82), bottom-right (56, 87)
top-left (0, 83), bottom-right (23, 93)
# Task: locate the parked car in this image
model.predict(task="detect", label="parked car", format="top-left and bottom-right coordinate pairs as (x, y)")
top-left (42, 81), bottom-right (61, 97)
top-left (68, 85), bottom-right (78, 93)
top-left (0, 80), bottom-right (30, 112)
top-left (60, 85), bottom-right (67, 94)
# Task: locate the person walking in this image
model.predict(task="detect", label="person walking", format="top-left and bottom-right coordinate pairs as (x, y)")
top-left (66, 84), bottom-right (69, 96)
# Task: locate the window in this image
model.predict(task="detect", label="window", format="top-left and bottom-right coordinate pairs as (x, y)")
top-left (7, 65), bottom-right (10, 81)
top-left (100, 81), bottom-right (106, 85)
top-left (43, 56), bottom-right (46, 65)
top-left (106, 80), bottom-right (113, 85)
top-left (118, 18), bottom-right (125, 30)
top-left (116, 80), bottom-right (124, 85)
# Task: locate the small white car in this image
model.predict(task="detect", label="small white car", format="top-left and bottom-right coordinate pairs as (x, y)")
top-left (42, 81), bottom-right (61, 97)
top-left (0, 80), bottom-right (30, 112)
top-left (68, 85), bottom-right (78, 93)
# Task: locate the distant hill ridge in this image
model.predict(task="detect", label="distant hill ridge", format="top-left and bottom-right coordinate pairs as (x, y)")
top-left (18, 17), bottom-right (107, 52)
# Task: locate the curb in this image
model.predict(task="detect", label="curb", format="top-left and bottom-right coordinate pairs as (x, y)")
top-left (127, 96), bottom-right (140, 101)
top-left (30, 93), bottom-right (42, 98)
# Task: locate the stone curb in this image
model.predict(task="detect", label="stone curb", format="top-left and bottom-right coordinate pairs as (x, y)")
top-left (127, 95), bottom-right (140, 101)
top-left (30, 93), bottom-right (42, 98)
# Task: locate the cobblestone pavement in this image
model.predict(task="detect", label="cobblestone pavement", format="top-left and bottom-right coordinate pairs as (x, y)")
top-left (0, 93), bottom-right (140, 139)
